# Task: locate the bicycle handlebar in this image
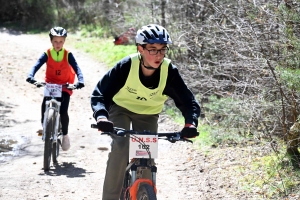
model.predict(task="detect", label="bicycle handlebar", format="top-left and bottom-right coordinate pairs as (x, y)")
top-left (35, 82), bottom-right (76, 90)
top-left (90, 124), bottom-right (193, 143)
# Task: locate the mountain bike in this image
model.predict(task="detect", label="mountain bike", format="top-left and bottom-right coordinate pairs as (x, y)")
top-left (91, 124), bottom-right (196, 200)
top-left (35, 82), bottom-right (75, 171)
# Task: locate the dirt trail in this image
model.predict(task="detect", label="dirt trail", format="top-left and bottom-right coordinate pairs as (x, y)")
top-left (0, 28), bottom-right (265, 200)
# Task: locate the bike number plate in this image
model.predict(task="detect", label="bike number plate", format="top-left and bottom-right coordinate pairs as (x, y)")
top-left (129, 135), bottom-right (158, 158)
top-left (44, 84), bottom-right (62, 97)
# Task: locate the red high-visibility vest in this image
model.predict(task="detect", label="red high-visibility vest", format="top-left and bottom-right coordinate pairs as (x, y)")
top-left (45, 48), bottom-right (75, 95)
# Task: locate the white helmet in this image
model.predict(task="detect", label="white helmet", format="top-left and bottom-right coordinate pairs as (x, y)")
top-left (49, 27), bottom-right (67, 39)
top-left (135, 24), bottom-right (172, 45)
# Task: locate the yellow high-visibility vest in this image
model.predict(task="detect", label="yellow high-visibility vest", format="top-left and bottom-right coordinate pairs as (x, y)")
top-left (113, 53), bottom-right (171, 114)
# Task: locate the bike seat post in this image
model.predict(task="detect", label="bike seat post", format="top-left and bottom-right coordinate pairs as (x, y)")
top-left (130, 164), bottom-right (137, 185)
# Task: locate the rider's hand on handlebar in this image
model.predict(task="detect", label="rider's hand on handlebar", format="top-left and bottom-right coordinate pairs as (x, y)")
top-left (34, 82), bottom-right (44, 88)
top-left (26, 77), bottom-right (36, 84)
top-left (74, 82), bottom-right (85, 89)
top-left (181, 124), bottom-right (199, 138)
top-left (97, 119), bottom-right (114, 132)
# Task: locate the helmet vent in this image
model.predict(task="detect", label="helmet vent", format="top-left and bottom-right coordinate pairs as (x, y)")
top-left (143, 31), bottom-right (152, 40)
top-left (150, 29), bottom-right (159, 38)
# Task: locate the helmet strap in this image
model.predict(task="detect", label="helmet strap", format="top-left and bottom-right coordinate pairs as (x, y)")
top-left (137, 52), bottom-right (155, 70)
top-left (142, 59), bottom-right (156, 70)
top-left (138, 52), bottom-right (164, 71)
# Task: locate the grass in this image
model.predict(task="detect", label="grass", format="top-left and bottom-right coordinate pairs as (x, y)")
top-left (68, 34), bottom-right (137, 68)
top-left (239, 146), bottom-right (300, 199)
top-left (68, 35), bottom-right (136, 68)
top-left (164, 105), bottom-right (215, 149)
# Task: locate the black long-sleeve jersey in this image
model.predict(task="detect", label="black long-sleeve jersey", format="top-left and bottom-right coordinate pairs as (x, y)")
top-left (91, 55), bottom-right (201, 127)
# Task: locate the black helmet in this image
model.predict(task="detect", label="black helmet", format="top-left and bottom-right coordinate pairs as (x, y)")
top-left (49, 27), bottom-right (67, 39)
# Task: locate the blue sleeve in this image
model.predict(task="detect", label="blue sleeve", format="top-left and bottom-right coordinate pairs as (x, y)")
top-left (68, 52), bottom-right (84, 83)
top-left (27, 53), bottom-right (47, 79)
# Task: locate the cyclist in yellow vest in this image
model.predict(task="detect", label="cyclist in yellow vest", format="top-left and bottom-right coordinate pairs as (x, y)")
top-left (26, 27), bottom-right (85, 151)
top-left (91, 24), bottom-right (200, 200)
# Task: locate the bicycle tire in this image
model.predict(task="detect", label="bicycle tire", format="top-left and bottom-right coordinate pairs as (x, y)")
top-left (136, 183), bottom-right (157, 200)
top-left (52, 116), bottom-right (61, 164)
top-left (52, 141), bottom-right (59, 164)
top-left (120, 171), bottom-right (131, 200)
top-left (43, 109), bottom-right (56, 171)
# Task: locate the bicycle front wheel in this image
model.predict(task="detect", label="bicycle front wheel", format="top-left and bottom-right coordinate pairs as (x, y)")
top-left (44, 109), bottom-right (56, 171)
top-left (136, 183), bottom-right (157, 200)
top-left (52, 116), bottom-right (61, 164)
top-left (52, 141), bottom-right (59, 164)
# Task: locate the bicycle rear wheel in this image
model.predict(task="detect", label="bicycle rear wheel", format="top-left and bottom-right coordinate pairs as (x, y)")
top-left (43, 109), bottom-right (56, 171)
top-left (136, 183), bottom-right (157, 200)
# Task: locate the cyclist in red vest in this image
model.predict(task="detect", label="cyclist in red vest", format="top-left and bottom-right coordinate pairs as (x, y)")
top-left (26, 27), bottom-right (85, 151)
top-left (91, 24), bottom-right (200, 199)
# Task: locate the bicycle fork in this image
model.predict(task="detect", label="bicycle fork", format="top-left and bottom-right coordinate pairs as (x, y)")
top-left (130, 159), bottom-right (157, 186)
top-left (127, 160), bottom-right (158, 199)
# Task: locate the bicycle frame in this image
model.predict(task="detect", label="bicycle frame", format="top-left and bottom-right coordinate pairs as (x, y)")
top-left (39, 82), bottom-right (75, 171)
top-left (122, 133), bottom-right (160, 200)
top-left (91, 124), bottom-right (194, 200)
top-left (41, 82), bottom-right (75, 143)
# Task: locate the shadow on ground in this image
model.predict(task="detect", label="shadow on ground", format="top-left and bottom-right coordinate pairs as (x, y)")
top-left (0, 100), bottom-right (15, 128)
top-left (43, 162), bottom-right (95, 178)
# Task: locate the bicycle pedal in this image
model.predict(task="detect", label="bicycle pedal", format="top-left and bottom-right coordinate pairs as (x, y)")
top-left (37, 130), bottom-right (43, 136)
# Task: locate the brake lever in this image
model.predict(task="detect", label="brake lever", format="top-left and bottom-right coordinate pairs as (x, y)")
top-left (182, 138), bottom-right (193, 143)
top-left (164, 137), bottom-right (177, 143)
top-left (161, 136), bottom-right (193, 143)
top-left (34, 82), bottom-right (45, 88)
top-left (66, 84), bottom-right (76, 90)
top-left (163, 134), bottom-right (181, 143)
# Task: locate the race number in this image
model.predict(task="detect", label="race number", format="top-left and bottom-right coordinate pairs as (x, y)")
top-left (44, 84), bottom-right (62, 97)
top-left (129, 135), bottom-right (158, 158)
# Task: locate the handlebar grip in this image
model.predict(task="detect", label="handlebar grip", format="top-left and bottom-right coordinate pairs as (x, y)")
top-left (91, 124), bottom-right (112, 135)
top-left (91, 124), bottom-right (98, 129)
